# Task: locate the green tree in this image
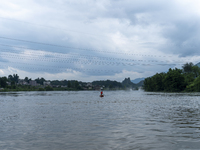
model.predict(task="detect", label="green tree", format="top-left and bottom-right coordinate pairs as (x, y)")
top-left (13, 74), bottom-right (19, 82)
top-left (192, 65), bottom-right (200, 78)
top-left (0, 77), bottom-right (7, 88)
top-left (153, 73), bottom-right (165, 91)
top-left (8, 75), bottom-right (13, 82)
top-left (8, 74), bottom-right (19, 83)
top-left (182, 62), bottom-right (193, 73)
top-left (74, 81), bottom-right (82, 89)
top-left (163, 68), bottom-right (186, 92)
top-left (35, 77), bottom-right (46, 85)
top-left (193, 76), bottom-right (200, 91)
top-left (92, 80), bottom-right (123, 89)
top-left (67, 81), bottom-right (71, 88)
top-left (144, 67), bottom-right (187, 92)
top-left (11, 81), bottom-right (15, 86)
top-left (45, 86), bottom-right (53, 91)
top-left (24, 77), bottom-right (29, 83)
top-left (143, 73), bottom-right (165, 92)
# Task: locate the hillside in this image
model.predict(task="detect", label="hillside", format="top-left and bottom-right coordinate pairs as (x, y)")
top-left (122, 77), bottom-right (136, 88)
top-left (195, 62), bottom-right (200, 68)
top-left (131, 78), bottom-right (145, 84)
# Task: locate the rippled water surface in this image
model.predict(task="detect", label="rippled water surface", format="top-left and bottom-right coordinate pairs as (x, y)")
top-left (0, 90), bottom-right (200, 150)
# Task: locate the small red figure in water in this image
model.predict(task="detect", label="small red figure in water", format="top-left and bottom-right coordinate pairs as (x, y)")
top-left (100, 87), bottom-right (104, 97)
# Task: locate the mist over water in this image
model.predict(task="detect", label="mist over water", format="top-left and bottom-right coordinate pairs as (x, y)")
top-left (0, 91), bottom-right (200, 150)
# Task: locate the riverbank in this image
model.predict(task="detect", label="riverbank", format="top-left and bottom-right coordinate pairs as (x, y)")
top-left (0, 85), bottom-right (135, 92)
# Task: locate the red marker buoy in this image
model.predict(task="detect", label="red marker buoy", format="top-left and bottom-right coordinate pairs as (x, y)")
top-left (100, 87), bottom-right (104, 97)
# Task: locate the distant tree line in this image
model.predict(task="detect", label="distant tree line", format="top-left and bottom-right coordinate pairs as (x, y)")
top-left (143, 62), bottom-right (200, 92)
top-left (92, 80), bottom-right (123, 89)
top-left (0, 74), bottom-right (142, 91)
top-left (51, 80), bottom-right (81, 89)
top-left (92, 78), bottom-right (139, 89)
top-left (0, 74), bottom-right (20, 89)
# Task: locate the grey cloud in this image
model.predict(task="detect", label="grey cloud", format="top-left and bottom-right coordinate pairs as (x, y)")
top-left (1, 0), bottom-right (199, 80)
top-left (161, 20), bottom-right (200, 57)
top-left (101, 0), bottom-right (200, 57)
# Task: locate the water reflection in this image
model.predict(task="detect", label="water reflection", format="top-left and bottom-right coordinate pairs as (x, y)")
top-left (0, 92), bottom-right (20, 97)
top-left (146, 92), bottom-right (200, 97)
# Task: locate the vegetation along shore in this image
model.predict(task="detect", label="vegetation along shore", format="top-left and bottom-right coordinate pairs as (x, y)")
top-left (0, 74), bottom-right (142, 92)
top-left (143, 62), bottom-right (200, 92)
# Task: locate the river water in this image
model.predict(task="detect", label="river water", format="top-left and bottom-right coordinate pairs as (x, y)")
top-left (0, 90), bottom-right (200, 150)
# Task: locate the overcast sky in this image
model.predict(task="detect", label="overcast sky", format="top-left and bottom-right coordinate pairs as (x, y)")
top-left (0, 0), bottom-right (200, 82)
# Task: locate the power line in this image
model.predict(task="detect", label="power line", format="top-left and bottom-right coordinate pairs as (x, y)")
top-left (0, 53), bottom-right (180, 66)
top-left (0, 48), bottom-right (167, 63)
top-left (0, 36), bottom-right (132, 55)
top-left (0, 43), bottom-right (178, 63)
top-left (0, 47), bottom-right (193, 65)
top-left (0, 36), bottom-right (172, 56)
top-left (0, 61), bottom-right (177, 77)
